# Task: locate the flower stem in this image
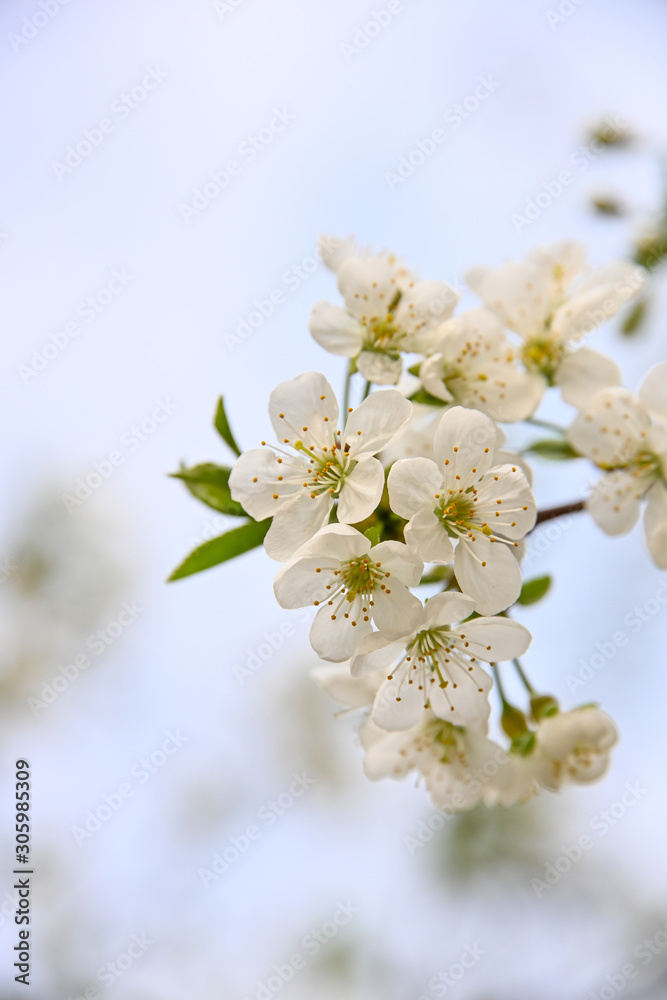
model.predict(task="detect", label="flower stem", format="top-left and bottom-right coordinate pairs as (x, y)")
top-left (492, 662), bottom-right (509, 707)
top-left (534, 499), bottom-right (586, 525)
top-left (525, 416), bottom-right (567, 435)
top-left (512, 658), bottom-right (535, 695)
top-left (361, 379), bottom-right (372, 401)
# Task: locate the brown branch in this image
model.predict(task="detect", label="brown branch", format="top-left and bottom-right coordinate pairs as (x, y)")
top-left (534, 500), bottom-right (586, 526)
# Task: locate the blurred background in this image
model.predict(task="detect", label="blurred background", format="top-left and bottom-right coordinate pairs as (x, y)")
top-left (1, 0), bottom-right (667, 996)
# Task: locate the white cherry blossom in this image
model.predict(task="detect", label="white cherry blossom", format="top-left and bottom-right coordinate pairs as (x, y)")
top-left (568, 363), bottom-right (667, 567)
top-left (310, 245), bottom-right (459, 385)
top-left (273, 524), bottom-right (423, 661)
top-left (350, 591), bottom-right (531, 731)
top-left (313, 666), bottom-right (527, 810)
top-left (466, 241), bottom-right (646, 407)
top-left (419, 308), bottom-right (545, 421)
top-left (229, 372), bottom-right (412, 561)
top-left (360, 714), bottom-right (535, 811)
top-left (529, 708), bottom-right (618, 791)
top-left (388, 406), bottom-right (537, 613)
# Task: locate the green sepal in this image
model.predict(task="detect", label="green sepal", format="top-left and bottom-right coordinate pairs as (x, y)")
top-left (511, 731), bottom-right (536, 756)
top-left (517, 575), bottom-right (552, 606)
top-left (167, 518), bottom-right (270, 581)
top-left (621, 297), bottom-right (647, 336)
top-left (408, 388), bottom-right (447, 407)
top-left (214, 396), bottom-right (242, 457)
top-left (530, 694), bottom-right (559, 721)
top-left (501, 703), bottom-right (530, 740)
top-left (363, 526), bottom-right (381, 547)
top-left (170, 463), bottom-right (246, 516)
top-left (525, 439), bottom-right (579, 460)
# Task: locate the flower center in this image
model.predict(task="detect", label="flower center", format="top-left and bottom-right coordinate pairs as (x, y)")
top-left (339, 556), bottom-right (386, 600)
top-left (361, 290), bottom-right (405, 355)
top-left (438, 492), bottom-right (476, 533)
top-left (521, 337), bottom-right (566, 382)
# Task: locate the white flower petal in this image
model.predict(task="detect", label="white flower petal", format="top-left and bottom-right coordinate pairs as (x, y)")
top-left (356, 350), bottom-right (402, 385)
top-left (295, 522), bottom-right (371, 562)
top-left (587, 470), bottom-right (643, 536)
top-left (404, 508), bottom-right (455, 564)
top-left (229, 447), bottom-right (290, 520)
top-left (264, 494), bottom-right (332, 561)
top-left (317, 234), bottom-right (366, 273)
top-left (454, 535), bottom-right (522, 615)
top-left (644, 481), bottom-right (667, 569)
top-left (310, 603), bottom-right (373, 662)
top-left (309, 301), bottom-right (363, 357)
top-left (337, 256), bottom-right (398, 319)
top-left (462, 617), bottom-right (532, 661)
top-left (639, 361), bottom-right (667, 423)
top-left (422, 591), bottom-right (477, 627)
top-left (433, 406), bottom-right (499, 475)
top-left (395, 279), bottom-right (459, 348)
top-left (273, 553), bottom-right (338, 608)
top-left (372, 588), bottom-right (423, 640)
top-left (311, 664), bottom-right (381, 708)
top-left (568, 387), bottom-right (650, 467)
top-left (371, 539), bottom-right (424, 587)
top-left (350, 632), bottom-right (405, 677)
top-left (344, 389), bottom-right (412, 460)
top-left (427, 660), bottom-right (492, 728)
top-left (555, 347), bottom-right (621, 408)
top-left (337, 458), bottom-right (384, 523)
top-left (465, 260), bottom-right (551, 340)
top-left (269, 372), bottom-right (339, 448)
top-left (372, 673), bottom-right (425, 731)
top-left (475, 465), bottom-right (536, 539)
top-left (387, 458), bottom-right (442, 519)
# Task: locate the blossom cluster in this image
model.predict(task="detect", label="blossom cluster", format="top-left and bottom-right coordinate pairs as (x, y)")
top-left (175, 234), bottom-right (664, 815)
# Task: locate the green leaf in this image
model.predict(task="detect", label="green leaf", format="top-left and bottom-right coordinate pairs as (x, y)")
top-left (363, 526), bottom-right (381, 547)
top-left (170, 463), bottom-right (246, 516)
top-left (167, 519), bottom-right (270, 581)
top-left (214, 397), bottom-right (241, 457)
top-left (525, 439), bottom-right (579, 460)
top-left (517, 575), bottom-right (552, 606)
top-left (408, 388), bottom-right (447, 407)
